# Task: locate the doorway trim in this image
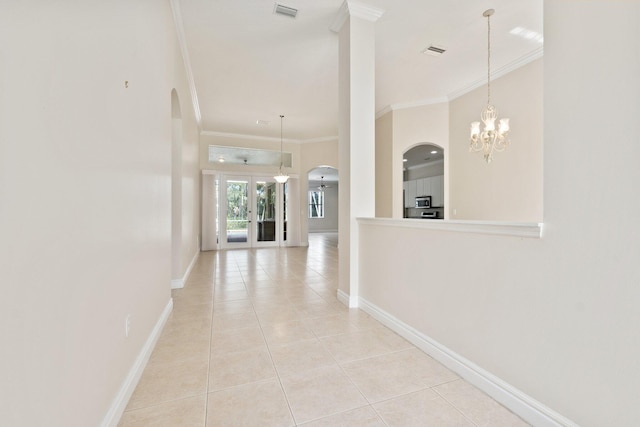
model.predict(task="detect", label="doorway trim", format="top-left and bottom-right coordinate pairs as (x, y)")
top-left (201, 170), bottom-right (300, 251)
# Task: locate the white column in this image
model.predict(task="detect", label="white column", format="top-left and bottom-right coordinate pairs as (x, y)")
top-left (331, 1), bottom-right (384, 307)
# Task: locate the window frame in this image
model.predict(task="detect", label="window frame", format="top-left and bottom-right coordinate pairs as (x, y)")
top-left (308, 190), bottom-right (325, 219)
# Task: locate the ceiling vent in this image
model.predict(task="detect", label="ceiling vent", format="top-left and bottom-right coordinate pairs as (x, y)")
top-left (274, 3), bottom-right (298, 18)
top-left (422, 45), bottom-right (447, 56)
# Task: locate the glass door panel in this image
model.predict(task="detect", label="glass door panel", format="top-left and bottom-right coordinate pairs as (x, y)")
top-left (282, 182), bottom-right (288, 242)
top-left (225, 179), bottom-right (250, 246)
top-left (220, 175), bottom-right (285, 249)
top-left (255, 180), bottom-right (277, 245)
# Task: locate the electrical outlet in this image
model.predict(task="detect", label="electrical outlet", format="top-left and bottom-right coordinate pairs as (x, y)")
top-left (125, 314), bottom-right (131, 338)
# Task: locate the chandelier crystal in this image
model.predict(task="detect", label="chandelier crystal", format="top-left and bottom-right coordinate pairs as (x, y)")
top-left (469, 9), bottom-right (510, 163)
top-left (274, 114), bottom-right (289, 183)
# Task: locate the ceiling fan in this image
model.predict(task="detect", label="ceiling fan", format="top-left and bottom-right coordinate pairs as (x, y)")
top-left (317, 176), bottom-right (332, 190)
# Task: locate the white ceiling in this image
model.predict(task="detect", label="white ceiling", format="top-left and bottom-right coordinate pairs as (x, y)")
top-left (177, 0), bottom-right (543, 141)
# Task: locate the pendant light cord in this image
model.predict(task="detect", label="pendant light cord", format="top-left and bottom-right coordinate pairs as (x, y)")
top-left (280, 114), bottom-right (284, 169)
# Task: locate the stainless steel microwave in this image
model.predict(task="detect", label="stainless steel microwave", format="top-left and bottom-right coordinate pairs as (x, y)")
top-left (415, 196), bottom-right (431, 208)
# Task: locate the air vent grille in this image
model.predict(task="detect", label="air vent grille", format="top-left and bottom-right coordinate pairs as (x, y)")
top-left (274, 3), bottom-right (298, 18)
top-left (422, 45), bottom-right (447, 56)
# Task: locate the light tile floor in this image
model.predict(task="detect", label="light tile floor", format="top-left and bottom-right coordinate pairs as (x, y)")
top-left (119, 233), bottom-right (529, 427)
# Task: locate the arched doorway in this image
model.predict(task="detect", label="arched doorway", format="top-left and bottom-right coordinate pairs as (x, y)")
top-left (402, 143), bottom-right (445, 220)
top-left (307, 166), bottom-right (338, 244)
top-left (171, 89), bottom-right (183, 288)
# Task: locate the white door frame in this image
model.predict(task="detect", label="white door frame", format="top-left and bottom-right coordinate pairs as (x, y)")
top-left (219, 173), bottom-right (284, 250)
top-left (201, 170), bottom-right (299, 250)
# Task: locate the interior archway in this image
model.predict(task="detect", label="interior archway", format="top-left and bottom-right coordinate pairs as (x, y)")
top-left (402, 143), bottom-right (445, 219)
top-left (171, 89), bottom-right (183, 287)
top-left (307, 166), bottom-right (339, 237)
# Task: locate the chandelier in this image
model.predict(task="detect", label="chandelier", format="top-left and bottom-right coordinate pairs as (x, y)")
top-left (469, 9), bottom-right (510, 163)
top-left (274, 114), bottom-right (289, 183)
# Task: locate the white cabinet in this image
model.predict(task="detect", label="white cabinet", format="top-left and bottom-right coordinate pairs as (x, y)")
top-left (421, 178), bottom-right (431, 198)
top-left (431, 175), bottom-right (444, 207)
top-left (404, 175), bottom-right (444, 208)
top-left (407, 180), bottom-right (417, 207)
top-left (416, 178), bottom-right (424, 197)
top-left (404, 175), bottom-right (444, 207)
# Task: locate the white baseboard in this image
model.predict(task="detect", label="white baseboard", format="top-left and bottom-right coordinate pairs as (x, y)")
top-left (336, 289), bottom-right (359, 308)
top-left (100, 298), bottom-right (174, 427)
top-left (337, 289), bottom-right (349, 306)
top-left (358, 296), bottom-right (577, 427)
top-left (171, 250), bottom-right (200, 289)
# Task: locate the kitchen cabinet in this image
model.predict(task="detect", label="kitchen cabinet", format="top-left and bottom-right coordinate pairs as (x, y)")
top-left (421, 177), bottom-right (431, 198)
top-left (416, 179), bottom-right (424, 197)
top-left (407, 180), bottom-right (417, 207)
top-left (403, 174), bottom-right (444, 208)
top-left (431, 175), bottom-right (444, 207)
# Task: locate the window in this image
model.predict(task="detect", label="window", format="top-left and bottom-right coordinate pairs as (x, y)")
top-left (308, 190), bottom-right (324, 218)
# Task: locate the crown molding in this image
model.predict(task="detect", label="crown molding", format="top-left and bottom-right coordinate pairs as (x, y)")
top-left (200, 130), bottom-right (338, 145)
top-left (330, 0), bottom-right (385, 33)
top-left (406, 158), bottom-right (444, 170)
top-left (169, 0), bottom-right (202, 132)
top-left (375, 97), bottom-right (448, 119)
top-left (299, 136), bottom-right (339, 144)
top-left (448, 46), bottom-right (544, 101)
top-left (375, 105), bottom-right (393, 120)
top-left (200, 130), bottom-right (297, 144)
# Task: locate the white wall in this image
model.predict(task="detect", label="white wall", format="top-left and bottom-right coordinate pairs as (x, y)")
top-left (449, 59), bottom-right (543, 222)
top-left (358, 2), bottom-right (640, 426)
top-left (391, 103), bottom-right (449, 219)
top-left (375, 111), bottom-right (393, 217)
top-left (0, 1), bottom-right (199, 425)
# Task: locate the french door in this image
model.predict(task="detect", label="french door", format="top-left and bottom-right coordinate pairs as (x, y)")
top-left (221, 175), bottom-right (285, 249)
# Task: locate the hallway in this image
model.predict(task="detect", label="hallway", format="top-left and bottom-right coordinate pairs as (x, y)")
top-left (119, 233), bottom-right (527, 426)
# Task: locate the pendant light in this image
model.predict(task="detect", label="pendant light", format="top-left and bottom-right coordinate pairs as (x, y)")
top-left (469, 9), bottom-right (510, 163)
top-left (274, 114), bottom-right (289, 184)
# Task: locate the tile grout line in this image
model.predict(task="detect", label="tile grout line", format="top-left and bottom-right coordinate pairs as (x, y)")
top-left (202, 256), bottom-right (217, 427)
top-left (432, 386), bottom-right (480, 427)
top-left (247, 252), bottom-right (298, 426)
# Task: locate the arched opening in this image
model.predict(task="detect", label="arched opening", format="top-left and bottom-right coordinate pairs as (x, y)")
top-left (307, 166), bottom-right (339, 245)
top-left (171, 89), bottom-right (183, 288)
top-left (402, 143), bottom-right (445, 219)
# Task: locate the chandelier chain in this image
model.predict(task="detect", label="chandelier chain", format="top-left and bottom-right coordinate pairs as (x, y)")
top-left (487, 12), bottom-right (491, 105)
